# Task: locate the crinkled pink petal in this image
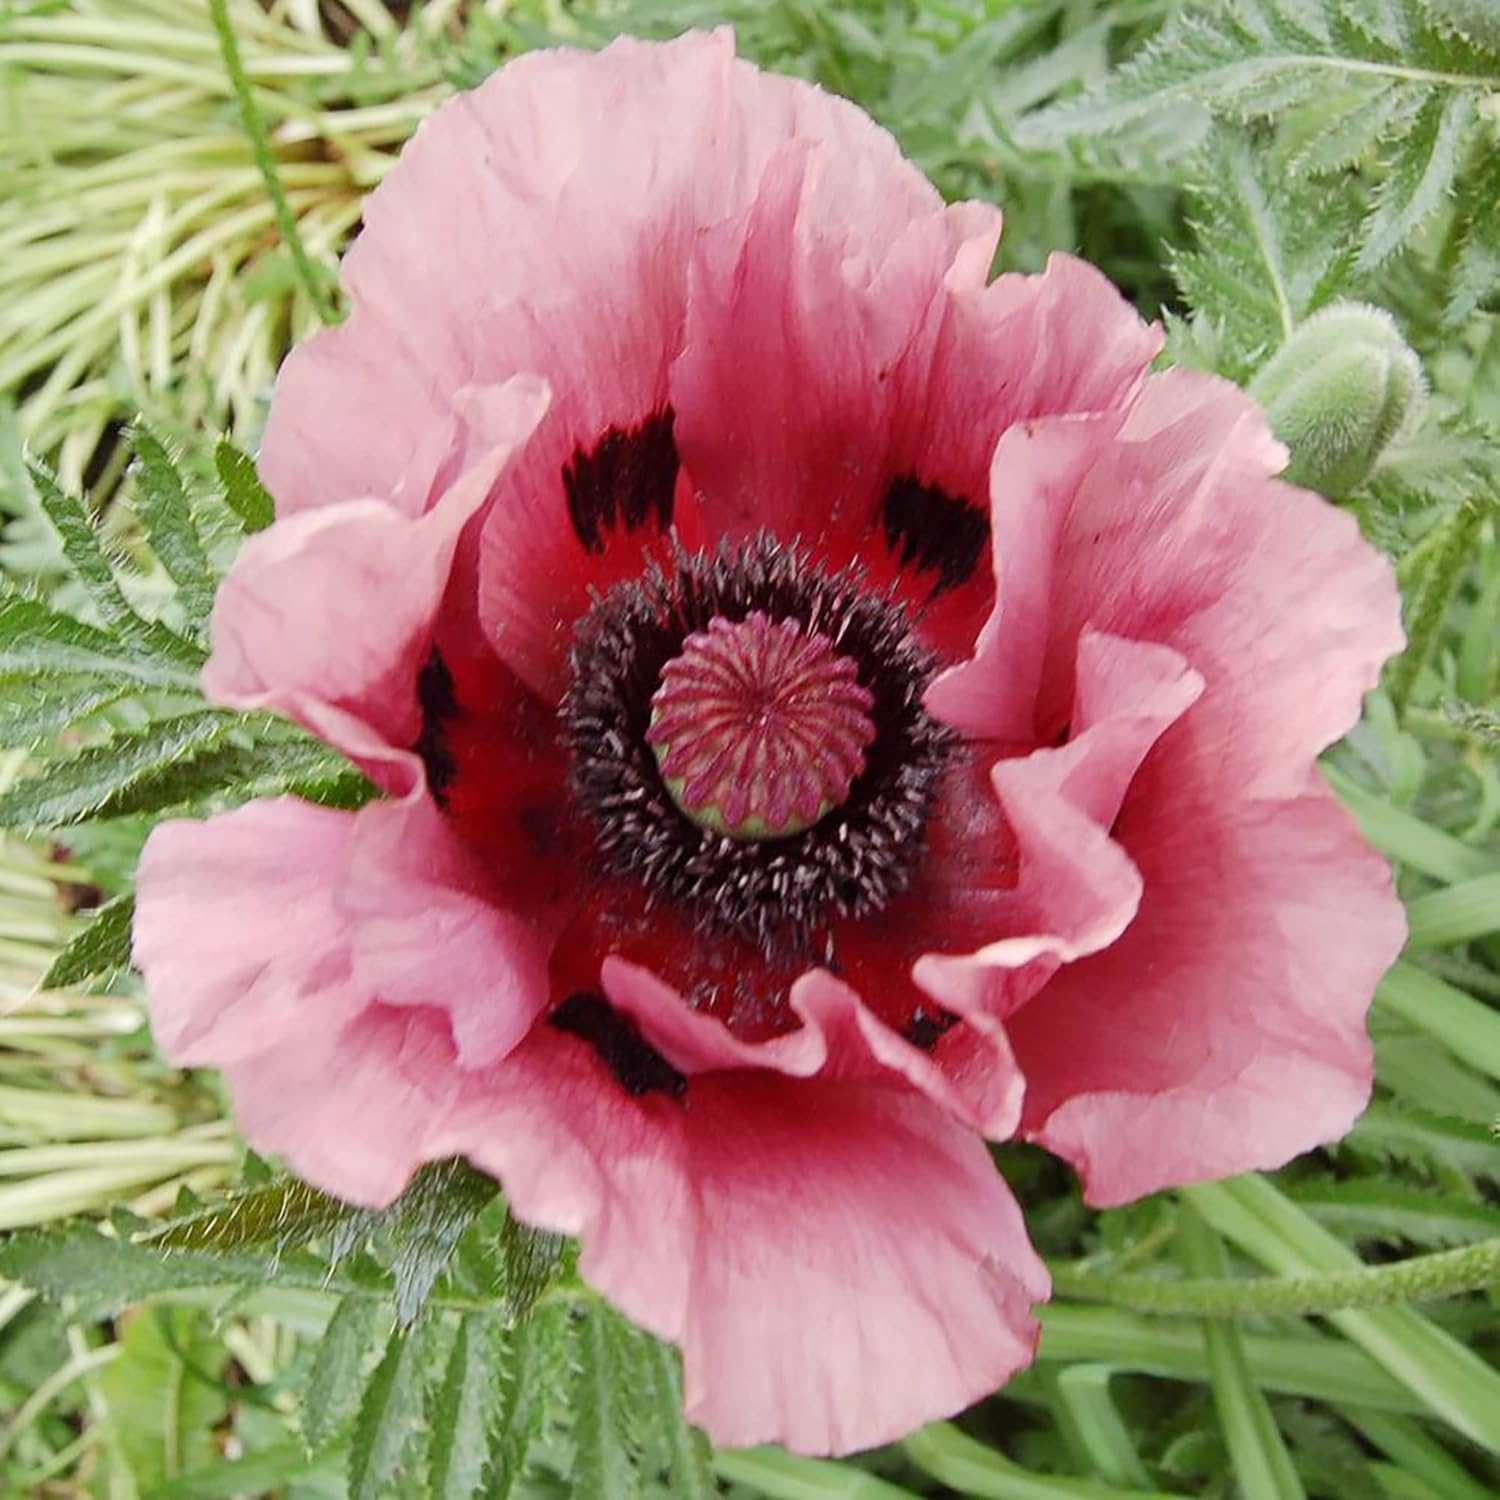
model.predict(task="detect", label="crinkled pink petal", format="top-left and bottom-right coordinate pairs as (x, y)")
top-left (927, 366), bottom-right (1405, 1195)
top-left (225, 1004), bottom-right (463, 1208)
top-left (670, 139), bottom-right (1000, 557)
top-left (441, 1016), bottom-right (1046, 1456)
top-left (337, 796), bottom-right (556, 1069)
top-left (915, 628), bottom-right (1201, 1018)
top-left (884, 252), bottom-right (1163, 538)
top-left (204, 377), bottom-right (548, 786)
top-left (1014, 773), bottom-right (1403, 1202)
top-left (600, 957), bottom-right (1024, 1139)
top-left (133, 798), bottom-right (364, 1066)
top-left (931, 368), bottom-right (1400, 763)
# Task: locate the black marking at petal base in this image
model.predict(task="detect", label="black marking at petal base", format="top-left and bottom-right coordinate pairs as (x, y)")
top-left (881, 474), bottom-right (989, 596)
top-left (549, 991), bottom-right (688, 1099)
top-left (414, 648), bottom-right (458, 807)
top-left (563, 407), bottom-right (679, 555)
top-left (563, 535), bottom-right (958, 958)
top-left (904, 1006), bottom-right (960, 1052)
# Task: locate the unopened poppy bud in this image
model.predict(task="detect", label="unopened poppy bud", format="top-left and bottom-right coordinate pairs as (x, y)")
top-left (1249, 303), bottom-right (1425, 498)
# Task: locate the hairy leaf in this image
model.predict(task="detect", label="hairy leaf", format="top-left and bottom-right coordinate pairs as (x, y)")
top-left (214, 438), bottom-right (276, 533)
top-left (131, 426), bottom-right (218, 624)
top-left (0, 595), bottom-right (198, 691)
top-left (0, 672), bottom-right (136, 745)
top-left (424, 1313), bottom-right (513, 1500)
top-left (303, 1296), bottom-right (391, 1454)
top-left (337, 1160), bottom-right (501, 1328)
top-left (143, 1177), bottom-right (353, 1255)
top-left (26, 460), bottom-right (204, 668)
top-left (348, 1319), bottom-right (455, 1500)
top-left (42, 891), bottom-right (135, 988)
top-left (0, 713), bottom-right (233, 832)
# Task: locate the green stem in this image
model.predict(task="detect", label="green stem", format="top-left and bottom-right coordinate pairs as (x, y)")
top-left (904, 1423), bottom-right (1182, 1500)
top-left (1050, 1238), bottom-right (1500, 1318)
top-left (711, 1449), bottom-right (918, 1499)
top-left (204, 0), bottom-right (338, 326)
top-left (1388, 499), bottom-right (1486, 719)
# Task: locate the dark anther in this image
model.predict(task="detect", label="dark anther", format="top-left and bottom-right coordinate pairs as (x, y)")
top-left (414, 648), bottom-right (459, 806)
top-left (564, 535), bottom-right (957, 957)
top-left (904, 1006), bottom-right (960, 1052)
top-left (563, 407), bottom-right (679, 555)
top-left (549, 991), bottom-right (688, 1099)
top-left (881, 474), bottom-right (988, 596)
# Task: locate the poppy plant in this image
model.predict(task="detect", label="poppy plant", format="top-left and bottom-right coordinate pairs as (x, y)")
top-left (133, 30), bottom-right (1406, 1455)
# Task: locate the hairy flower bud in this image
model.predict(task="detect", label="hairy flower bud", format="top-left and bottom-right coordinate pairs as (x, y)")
top-left (1249, 303), bottom-right (1425, 498)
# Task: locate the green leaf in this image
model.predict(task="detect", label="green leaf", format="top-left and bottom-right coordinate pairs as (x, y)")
top-left (130, 426), bottom-right (218, 625)
top-left (0, 595), bottom-right (198, 691)
top-left (1357, 90), bottom-right (1473, 268)
top-left (572, 1300), bottom-right (643, 1500)
top-left (0, 712), bottom-right (233, 832)
top-left (0, 1223), bottom-right (255, 1321)
top-left (1169, 130), bottom-right (1359, 377)
top-left (25, 459), bottom-right (203, 669)
top-left (1018, 0), bottom-right (1499, 268)
top-left (101, 1306), bottom-right (229, 1493)
top-left (1288, 1180), bottom-right (1500, 1248)
top-left (347, 1318), bottom-right (454, 1500)
top-left (639, 1335), bottom-right (716, 1500)
top-left (214, 438), bottom-right (275, 534)
top-left (340, 1159), bottom-right (501, 1328)
top-left (425, 1313), bottom-right (512, 1500)
top-left (0, 672), bottom-right (137, 746)
top-left (143, 1176), bottom-right (354, 1255)
top-left (42, 891), bottom-right (134, 989)
top-left (1349, 1100), bottom-right (1500, 1182)
top-left (302, 1295), bottom-right (390, 1454)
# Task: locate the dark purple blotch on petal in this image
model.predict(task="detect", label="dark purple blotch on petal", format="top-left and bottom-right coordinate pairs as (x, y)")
top-left (549, 990), bottom-right (688, 1099)
top-left (564, 407), bottom-right (679, 554)
top-left (903, 1005), bottom-right (960, 1052)
top-left (881, 475), bottom-right (988, 596)
top-left (414, 648), bottom-right (459, 806)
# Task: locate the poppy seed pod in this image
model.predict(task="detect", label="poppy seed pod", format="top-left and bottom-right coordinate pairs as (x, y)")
top-left (1249, 303), bottom-right (1425, 498)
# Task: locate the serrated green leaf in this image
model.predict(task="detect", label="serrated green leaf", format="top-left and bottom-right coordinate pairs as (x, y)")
top-left (641, 1335), bottom-right (716, 1500)
top-left (26, 459), bottom-right (204, 669)
top-left (1018, 0), bottom-right (1498, 271)
top-left (1445, 148), bottom-right (1500, 324)
top-left (348, 1319), bottom-right (455, 1500)
top-left (340, 1160), bottom-right (500, 1328)
top-left (0, 672), bottom-right (136, 745)
top-left (1288, 1180), bottom-right (1500, 1247)
top-left (0, 595), bottom-right (198, 691)
top-left (1170, 130), bottom-right (1360, 377)
top-left (1357, 90), bottom-right (1473, 268)
top-left (0, 1223), bottom-right (255, 1319)
top-left (42, 891), bottom-right (134, 989)
top-left (572, 1301), bottom-right (645, 1500)
top-left (1348, 1100), bottom-right (1500, 1182)
top-left (0, 712), bottom-right (232, 832)
top-left (425, 1313), bottom-right (513, 1500)
top-left (143, 1176), bottom-right (353, 1254)
top-left (101, 1306), bottom-right (229, 1493)
top-left (489, 1300), bottom-right (572, 1497)
top-left (131, 426), bottom-right (218, 625)
top-left (214, 438), bottom-right (275, 533)
top-left (303, 1295), bottom-right (391, 1454)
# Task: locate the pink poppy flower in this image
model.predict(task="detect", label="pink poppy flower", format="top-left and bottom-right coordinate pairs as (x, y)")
top-left (133, 30), bottom-right (1406, 1456)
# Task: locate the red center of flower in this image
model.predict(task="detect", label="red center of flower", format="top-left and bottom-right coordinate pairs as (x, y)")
top-left (645, 612), bottom-right (877, 841)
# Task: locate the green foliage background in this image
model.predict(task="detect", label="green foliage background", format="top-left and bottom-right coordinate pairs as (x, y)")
top-left (0, 0), bottom-right (1497, 1496)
